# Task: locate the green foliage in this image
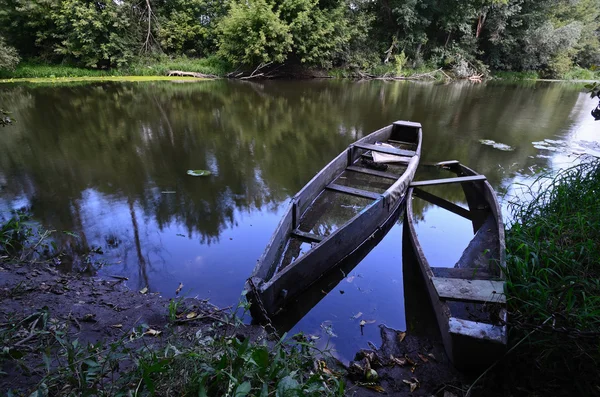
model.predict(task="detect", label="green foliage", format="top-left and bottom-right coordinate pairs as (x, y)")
top-left (502, 161), bottom-right (600, 394)
top-left (51, 0), bottom-right (134, 68)
top-left (0, 0), bottom-right (598, 74)
top-left (0, 35), bottom-right (19, 70)
top-left (394, 51), bottom-right (407, 75)
top-left (156, 0), bottom-right (226, 57)
top-left (0, 57), bottom-right (231, 79)
top-left (0, 211), bottom-right (33, 255)
top-left (217, 0), bottom-right (292, 65)
top-left (279, 0), bottom-right (350, 67)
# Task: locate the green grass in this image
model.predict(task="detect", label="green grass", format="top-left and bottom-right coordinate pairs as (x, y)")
top-left (492, 70), bottom-right (540, 81)
top-left (0, 56), bottom-right (232, 80)
top-left (487, 160), bottom-right (600, 395)
top-left (0, 75), bottom-right (208, 84)
top-left (561, 66), bottom-right (600, 81)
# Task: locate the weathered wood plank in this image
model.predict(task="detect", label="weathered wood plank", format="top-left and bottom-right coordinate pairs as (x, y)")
top-left (326, 183), bottom-right (381, 200)
top-left (393, 120), bottom-right (422, 128)
top-left (346, 165), bottom-right (399, 180)
top-left (413, 187), bottom-right (472, 220)
top-left (410, 175), bottom-right (487, 187)
top-left (291, 229), bottom-right (324, 243)
top-left (430, 267), bottom-right (494, 280)
top-left (294, 151), bottom-right (348, 220)
top-left (353, 142), bottom-right (416, 157)
top-left (387, 139), bottom-right (417, 146)
top-left (432, 277), bottom-right (506, 303)
top-left (421, 160), bottom-right (461, 167)
top-left (449, 317), bottom-right (506, 344)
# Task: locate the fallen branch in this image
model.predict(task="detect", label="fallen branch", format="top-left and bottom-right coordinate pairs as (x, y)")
top-left (167, 70), bottom-right (218, 79)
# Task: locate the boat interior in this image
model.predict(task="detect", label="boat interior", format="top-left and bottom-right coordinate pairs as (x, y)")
top-left (407, 164), bottom-right (505, 326)
top-left (272, 129), bottom-right (420, 276)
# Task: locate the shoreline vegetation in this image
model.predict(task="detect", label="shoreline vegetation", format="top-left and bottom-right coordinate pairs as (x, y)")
top-left (1, 60), bottom-right (599, 84)
top-left (2, 157), bottom-right (599, 395)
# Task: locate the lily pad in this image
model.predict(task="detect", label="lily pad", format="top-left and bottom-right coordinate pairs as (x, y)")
top-left (187, 169), bottom-right (212, 177)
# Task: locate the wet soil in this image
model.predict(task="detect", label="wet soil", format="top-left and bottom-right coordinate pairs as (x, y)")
top-left (0, 259), bottom-right (463, 396)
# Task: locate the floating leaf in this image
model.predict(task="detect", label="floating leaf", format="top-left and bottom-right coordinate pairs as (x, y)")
top-left (144, 329), bottom-right (162, 337)
top-left (186, 312), bottom-right (197, 319)
top-left (397, 331), bottom-right (406, 342)
top-left (352, 312), bottom-right (363, 319)
top-left (187, 169), bottom-right (212, 177)
top-left (140, 287), bottom-right (148, 294)
top-left (320, 322), bottom-right (337, 337)
top-left (175, 283), bottom-right (183, 295)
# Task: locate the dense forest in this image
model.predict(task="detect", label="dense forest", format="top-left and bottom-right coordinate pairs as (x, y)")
top-left (0, 0), bottom-right (599, 78)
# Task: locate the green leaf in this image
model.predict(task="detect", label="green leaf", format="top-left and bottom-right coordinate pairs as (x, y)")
top-left (260, 383), bottom-right (269, 397)
top-left (28, 383), bottom-right (48, 397)
top-left (187, 169), bottom-right (212, 177)
top-left (234, 381), bottom-right (252, 396)
top-left (251, 347), bottom-right (270, 372)
top-left (276, 375), bottom-right (299, 397)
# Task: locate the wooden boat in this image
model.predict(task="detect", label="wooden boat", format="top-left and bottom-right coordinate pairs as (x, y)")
top-left (246, 121), bottom-right (422, 321)
top-left (403, 161), bottom-right (507, 370)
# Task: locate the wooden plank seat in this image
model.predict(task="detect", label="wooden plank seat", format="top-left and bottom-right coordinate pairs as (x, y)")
top-left (430, 267), bottom-right (494, 280)
top-left (346, 165), bottom-right (399, 180)
top-left (410, 175), bottom-right (487, 187)
top-left (353, 142), bottom-right (416, 157)
top-left (449, 317), bottom-right (506, 343)
top-left (291, 229), bottom-right (324, 243)
top-left (412, 187), bottom-right (472, 220)
top-left (326, 183), bottom-right (381, 200)
top-left (432, 277), bottom-right (506, 303)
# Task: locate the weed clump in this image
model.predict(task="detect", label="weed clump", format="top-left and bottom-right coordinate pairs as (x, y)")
top-left (498, 160), bottom-right (600, 395)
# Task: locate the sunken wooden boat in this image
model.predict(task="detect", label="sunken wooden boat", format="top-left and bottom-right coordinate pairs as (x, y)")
top-left (404, 161), bottom-right (507, 371)
top-left (247, 121), bottom-right (422, 321)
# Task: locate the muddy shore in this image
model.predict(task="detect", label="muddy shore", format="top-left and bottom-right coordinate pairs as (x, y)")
top-left (0, 258), bottom-right (462, 396)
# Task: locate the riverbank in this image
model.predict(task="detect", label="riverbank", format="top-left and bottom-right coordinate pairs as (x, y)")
top-left (0, 212), bottom-right (462, 396)
top-left (2, 60), bottom-right (598, 83)
top-left (476, 160), bottom-right (600, 396)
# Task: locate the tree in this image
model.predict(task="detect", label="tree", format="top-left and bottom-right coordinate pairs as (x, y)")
top-left (51, 0), bottom-right (135, 68)
top-left (217, 0), bottom-right (292, 65)
top-left (0, 35), bottom-right (20, 70)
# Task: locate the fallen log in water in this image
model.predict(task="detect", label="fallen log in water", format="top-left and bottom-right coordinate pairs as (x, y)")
top-left (167, 70), bottom-right (218, 79)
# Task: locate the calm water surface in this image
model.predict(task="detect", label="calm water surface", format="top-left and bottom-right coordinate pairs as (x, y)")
top-left (0, 79), bottom-right (597, 360)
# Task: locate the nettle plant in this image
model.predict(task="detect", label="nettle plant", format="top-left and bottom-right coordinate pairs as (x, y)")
top-left (586, 81), bottom-right (600, 120)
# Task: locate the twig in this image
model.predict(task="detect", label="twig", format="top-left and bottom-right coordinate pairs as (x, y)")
top-left (174, 314), bottom-right (233, 325)
top-left (108, 275), bottom-right (129, 281)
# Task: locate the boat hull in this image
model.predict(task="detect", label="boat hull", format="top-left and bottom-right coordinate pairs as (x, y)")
top-left (247, 121), bottom-right (422, 321)
top-left (403, 162), bottom-right (507, 371)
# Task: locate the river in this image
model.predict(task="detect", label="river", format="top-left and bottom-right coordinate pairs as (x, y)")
top-left (0, 79), bottom-right (597, 360)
